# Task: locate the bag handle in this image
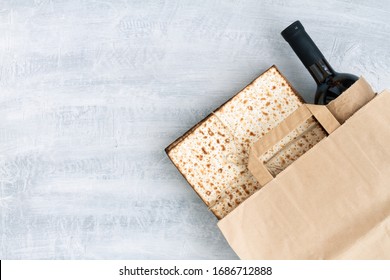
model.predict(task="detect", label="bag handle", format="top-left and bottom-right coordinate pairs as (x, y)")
top-left (248, 104), bottom-right (340, 186)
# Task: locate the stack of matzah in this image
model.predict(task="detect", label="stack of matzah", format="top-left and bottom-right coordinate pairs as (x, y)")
top-left (166, 66), bottom-right (304, 219)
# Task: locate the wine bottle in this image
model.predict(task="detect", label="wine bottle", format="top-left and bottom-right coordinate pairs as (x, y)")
top-left (281, 20), bottom-right (358, 104)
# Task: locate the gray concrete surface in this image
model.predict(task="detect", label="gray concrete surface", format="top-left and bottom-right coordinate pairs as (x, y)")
top-left (1, 0), bottom-right (389, 259)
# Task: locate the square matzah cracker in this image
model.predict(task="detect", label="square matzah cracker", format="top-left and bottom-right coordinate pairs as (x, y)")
top-left (166, 66), bottom-right (304, 219)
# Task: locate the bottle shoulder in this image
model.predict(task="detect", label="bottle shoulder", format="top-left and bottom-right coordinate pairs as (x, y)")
top-left (330, 72), bottom-right (359, 82)
top-left (315, 72), bottom-right (358, 104)
top-left (320, 72), bottom-right (358, 86)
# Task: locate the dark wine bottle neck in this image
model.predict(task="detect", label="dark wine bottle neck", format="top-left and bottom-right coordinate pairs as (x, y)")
top-left (281, 21), bottom-right (335, 84)
top-left (308, 58), bottom-right (334, 83)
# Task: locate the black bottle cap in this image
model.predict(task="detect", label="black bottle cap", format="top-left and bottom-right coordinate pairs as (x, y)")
top-left (281, 20), bottom-right (325, 71)
top-left (281, 20), bottom-right (304, 41)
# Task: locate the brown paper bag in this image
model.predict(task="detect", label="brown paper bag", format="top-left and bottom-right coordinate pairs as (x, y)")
top-left (248, 77), bottom-right (375, 186)
top-left (218, 85), bottom-right (390, 259)
top-left (327, 77), bottom-right (376, 123)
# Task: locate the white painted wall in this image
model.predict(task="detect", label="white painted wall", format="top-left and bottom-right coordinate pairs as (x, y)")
top-left (1, 0), bottom-right (389, 259)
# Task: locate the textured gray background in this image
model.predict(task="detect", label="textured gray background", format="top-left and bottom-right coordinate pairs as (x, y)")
top-left (1, 0), bottom-right (389, 259)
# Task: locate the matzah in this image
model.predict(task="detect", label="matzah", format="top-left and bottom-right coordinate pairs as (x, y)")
top-left (166, 66), bottom-right (304, 219)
